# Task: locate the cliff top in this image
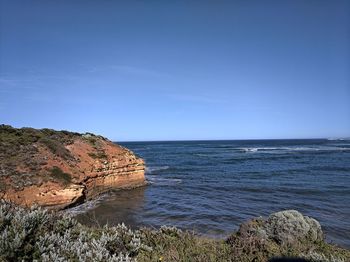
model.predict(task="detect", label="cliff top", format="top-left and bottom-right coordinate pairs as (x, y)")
top-left (0, 125), bottom-right (114, 187)
top-left (0, 124), bottom-right (106, 154)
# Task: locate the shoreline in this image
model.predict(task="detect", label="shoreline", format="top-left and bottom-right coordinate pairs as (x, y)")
top-left (69, 184), bottom-right (350, 250)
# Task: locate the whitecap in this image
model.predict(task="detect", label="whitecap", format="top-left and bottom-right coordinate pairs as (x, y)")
top-left (146, 166), bottom-right (170, 174)
top-left (284, 146), bottom-right (350, 152)
top-left (238, 146), bottom-right (350, 154)
top-left (239, 148), bottom-right (258, 153)
top-left (147, 176), bottom-right (182, 186)
top-left (327, 138), bottom-right (350, 141)
top-left (65, 193), bottom-right (109, 215)
top-left (194, 153), bottom-right (211, 157)
top-left (239, 147), bottom-right (279, 153)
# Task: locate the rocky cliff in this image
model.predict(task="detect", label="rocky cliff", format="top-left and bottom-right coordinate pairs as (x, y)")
top-left (0, 125), bottom-right (145, 209)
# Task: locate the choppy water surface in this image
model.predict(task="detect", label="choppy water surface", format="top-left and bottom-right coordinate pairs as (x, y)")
top-left (74, 139), bottom-right (350, 248)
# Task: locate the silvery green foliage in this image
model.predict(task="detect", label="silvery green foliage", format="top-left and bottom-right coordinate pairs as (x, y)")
top-left (0, 200), bottom-right (50, 259)
top-left (54, 212), bottom-right (78, 231)
top-left (160, 225), bottom-right (183, 236)
top-left (265, 210), bottom-right (323, 244)
top-left (0, 200), bottom-right (148, 261)
top-left (301, 251), bottom-right (345, 262)
top-left (37, 229), bottom-right (133, 262)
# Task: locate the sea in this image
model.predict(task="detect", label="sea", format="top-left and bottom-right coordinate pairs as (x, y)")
top-left (73, 139), bottom-right (350, 248)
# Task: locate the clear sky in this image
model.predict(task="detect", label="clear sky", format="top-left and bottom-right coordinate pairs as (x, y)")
top-left (0, 0), bottom-right (349, 141)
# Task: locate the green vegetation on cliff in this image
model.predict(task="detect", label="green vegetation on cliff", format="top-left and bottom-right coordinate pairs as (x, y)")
top-left (0, 201), bottom-right (348, 262)
top-left (0, 125), bottom-right (80, 149)
top-left (0, 125), bottom-right (80, 179)
top-left (0, 125), bottom-right (108, 191)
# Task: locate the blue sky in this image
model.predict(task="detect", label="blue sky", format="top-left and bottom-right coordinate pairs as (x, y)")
top-left (0, 0), bottom-right (349, 141)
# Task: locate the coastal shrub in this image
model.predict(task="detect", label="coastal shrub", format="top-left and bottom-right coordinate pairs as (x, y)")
top-left (50, 166), bottom-right (72, 185)
top-left (0, 201), bottom-right (148, 261)
top-left (0, 125), bottom-right (42, 147)
top-left (83, 134), bottom-right (98, 147)
top-left (301, 251), bottom-right (345, 262)
top-left (39, 137), bottom-right (72, 160)
top-left (41, 128), bottom-right (79, 145)
top-left (225, 213), bottom-right (350, 262)
top-left (0, 201), bottom-right (349, 262)
top-left (0, 125), bottom-right (79, 151)
top-left (137, 227), bottom-right (231, 262)
top-left (88, 151), bottom-right (107, 159)
top-left (0, 201), bottom-right (50, 260)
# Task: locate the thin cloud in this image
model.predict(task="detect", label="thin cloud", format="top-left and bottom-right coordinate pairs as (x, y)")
top-left (0, 74), bottom-right (83, 90)
top-left (110, 65), bottom-right (171, 78)
top-left (84, 64), bottom-right (171, 78)
top-left (0, 77), bottom-right (41, 93)
top-left (0, 77), bottom-right (36, 87)
top-left (167, 93), bottom-right (227, 104)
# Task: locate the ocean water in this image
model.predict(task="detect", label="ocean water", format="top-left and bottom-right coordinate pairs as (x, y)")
top-left (74, 139), bottom-right (350, 248)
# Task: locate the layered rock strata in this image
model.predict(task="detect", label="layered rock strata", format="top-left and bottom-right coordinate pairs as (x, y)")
top-left (0, 125), bottom-right (145, 209)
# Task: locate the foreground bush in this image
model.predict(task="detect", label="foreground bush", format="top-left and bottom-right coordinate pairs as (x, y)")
top-left (0, 200), bottom-right (349, 262)
top-left (0, 200), bottom-right (147, 261)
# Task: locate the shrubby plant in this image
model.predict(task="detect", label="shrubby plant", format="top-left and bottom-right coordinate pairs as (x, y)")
top-left (1, 200), bottom-right (349, 262)
top-left (301, 251), bottom-right (345, 262)
top-left (0, 200), bottom-right (147, 261)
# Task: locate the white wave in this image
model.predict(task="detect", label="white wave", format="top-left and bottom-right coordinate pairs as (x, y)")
top-left (239, 147), bottom-right (279, 153)
top-left (327, 143), bottom-right (350, 148)
top-left (287, 147), bottom-right (317, 151)
top-left (286, 146), bottom-right (350, 151)
top-left (147, 176), bottom-right (182, 185)
top-left (65, 193), bottom-right (109, 215)
top-left (239, 146), bottom-right (350, 153)
top-left (243, 148), bottom-right (258, 153)
top-left (146, 166), bottom-right (170, 174)
top-left (194, 153), bottom-right (211, 157)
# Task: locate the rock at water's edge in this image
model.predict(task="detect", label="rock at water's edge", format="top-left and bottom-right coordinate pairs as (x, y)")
top-left (0, 125), bottom-right (146, 209)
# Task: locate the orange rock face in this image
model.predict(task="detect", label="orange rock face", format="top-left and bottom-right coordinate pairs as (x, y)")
top-left (0, 126), bottom-right (146, 209)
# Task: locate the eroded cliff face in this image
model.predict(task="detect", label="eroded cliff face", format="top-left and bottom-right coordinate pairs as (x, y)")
top-left (0, 125), bottom-right (145, 209)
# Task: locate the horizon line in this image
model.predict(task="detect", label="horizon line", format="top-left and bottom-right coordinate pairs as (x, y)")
top-left (115, 137), bottom-right (339, 143)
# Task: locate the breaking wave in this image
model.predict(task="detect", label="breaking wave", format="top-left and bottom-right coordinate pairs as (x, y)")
top-left (239, 146), bottom-right (350, 153)
top-left (147, 175), bottom-right (182, 186)
top-left (145, 166), bottom-right (170, 174)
